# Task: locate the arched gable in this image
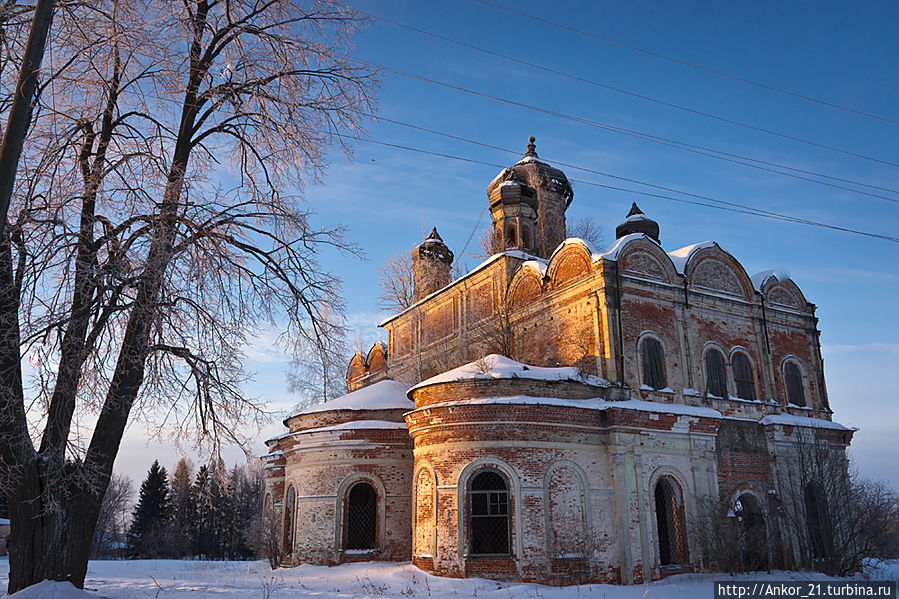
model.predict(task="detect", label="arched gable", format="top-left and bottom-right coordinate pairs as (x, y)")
top-left (346, 352), bottom-right (367, 384)
top-left (684, 245), bottom-right (754, 300)
top-left (366, 343), bottom-right (387, 374)
top-left (617, 237), bottom-right (677, 283)
top-left (508, 266), bottom-right (544, 308)
top-left (546, 243), bottom-right (592, 290)
top-left (760, 275), bottom-right (808, 310)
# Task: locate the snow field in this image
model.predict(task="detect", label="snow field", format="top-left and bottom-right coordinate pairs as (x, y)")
top-left (2, 558), bottom-right (898, 598)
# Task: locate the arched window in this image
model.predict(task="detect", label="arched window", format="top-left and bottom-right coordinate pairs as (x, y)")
top-left (641, 337), bottom-right (667, 390)
top-left (735, 493), bottom-right (768, 571)
top-left (469, 470), bottom-right (510, 555)
top-left (804, 482), bottom-right (834, 562)
top-left (654, 476), bottom-right (688, 566)
top-left (522, 226), bottom-right (531, 250)
top-left (506, 226), bottom-right (517, 249)
top-left (733, 353), bottom-right (756, 401)
top-left (283, 486), bottom-right (296, 555)
top-left (785, 362), bottom-right (806, 407)
top-left (346, 482), bottom-right (377, 550)
top-left (704, 348), bottom-right (728, 398)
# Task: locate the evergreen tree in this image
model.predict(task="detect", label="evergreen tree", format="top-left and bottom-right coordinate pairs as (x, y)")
top-left (190, 464), bottom-right (212, 558)
top-left (169, 458), bottom-right (195, 558)
top-left (127, 461), bottom-right (171, 558)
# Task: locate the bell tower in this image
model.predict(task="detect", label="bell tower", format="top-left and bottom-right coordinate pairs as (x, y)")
top-left (488, 169), bottom-right (538, 254)
top-left (485, 137), bottom-right (573, 258)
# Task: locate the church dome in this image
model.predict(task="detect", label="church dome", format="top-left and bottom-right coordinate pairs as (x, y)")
top-left (486, 137), bottom-right (573, 207)
top-left (417, 227), bottom-right (454, 265)
top-left (615, 203), bottom-right (660, 243)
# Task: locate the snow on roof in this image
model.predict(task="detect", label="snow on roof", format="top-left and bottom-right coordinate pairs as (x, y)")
top-left (289, 380), bottom-right (413, 418)
top-left (521, 258), bottom-right (548, 277)
top-left (0, 517), bottom-right (9, 525)
top-left (750, 269), bottom-right (792, 291)
top-left (760, 414), bottom-right (855, 431)
top-left (300, 420), bottom-right (408, 434)
top-left (547, 237), bottom-right (603, 263)
top-left (410, 354), bottom-right (610, 393)
top-left (667, 240), bottom-right (718, 273)
top-left (409, 394), bottom-right (722, 419)
top-left (593, 232), bottom-right (660, 261)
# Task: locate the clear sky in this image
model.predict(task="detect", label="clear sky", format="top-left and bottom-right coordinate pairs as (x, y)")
top-left (113, 0), bottom-right (899, 490)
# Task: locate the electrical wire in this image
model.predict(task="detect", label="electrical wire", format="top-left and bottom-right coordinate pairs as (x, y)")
top-left (474, 0), bottom-right (899, 127)
top-left (359, 9), bottom-right (899, 170)
top-left (340, 132), bottom-right (899, 244)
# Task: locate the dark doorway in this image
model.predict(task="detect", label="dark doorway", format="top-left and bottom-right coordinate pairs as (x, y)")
top-left (346, 482), bottom-right (377, 550)
top-left (469, 470), bottom-right (510, 555)
top-left (655, 477), bottom-right (688, 565)
top-left (804, 482), bottom-right (834, 563)
top-left (736, 493), bottom-right (769, 571)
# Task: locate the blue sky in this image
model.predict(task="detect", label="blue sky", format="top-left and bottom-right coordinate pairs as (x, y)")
top-left (115, 1), bottom-right (899, 488)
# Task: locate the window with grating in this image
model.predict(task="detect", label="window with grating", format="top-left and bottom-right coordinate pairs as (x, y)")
top-left (346, 482), bottom-right (377, 550)
top-left (733, 353), bottom-right (756, 401)
top-left (469, 471), bottom-right (510, 555)
top-left (785, 362), bottom-right (806, 407)
top-left (705, 349), bottom-right (728, 398)
top-left (641, 337), bottom-right (667, 390)
top-left (654, 477), bottom-right (688, 565)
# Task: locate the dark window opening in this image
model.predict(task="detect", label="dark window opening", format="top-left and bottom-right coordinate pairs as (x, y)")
top-left (506, 226), bottom-right (517, 249)
top-left (804, 482), bottom-right (834, 562)
top-left (655, 477), bottom-right (688, 566)
top-left (469, 470), bottom-right (510, 555)
top-left (346, 482), bottom-right (377, 550)
top-left (641, 337), bottom-right (667, 390)
top-left (733, 353), bottom-right (756, 401)
top-left (785, 362), bottom-right (806, 407)
top-left (705, 349), bottom-right (728, 398)
top-left (735, 493), bottom-right (768, 571)
top-left (522, 227), bottom-right (531, 250)
top-left (283, 486), bottom-right (296, 554)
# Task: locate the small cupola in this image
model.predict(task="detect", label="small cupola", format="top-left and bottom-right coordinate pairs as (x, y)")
top-left (615, 203), bottom-right (660, 243)
top-left (412, 227), bottom-right (454, 303)
top-left (487, 169), bottom-right (538, 254)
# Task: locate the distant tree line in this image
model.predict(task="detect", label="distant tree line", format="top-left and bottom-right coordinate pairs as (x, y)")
top-left (92, 458), bottom-right (263, 560)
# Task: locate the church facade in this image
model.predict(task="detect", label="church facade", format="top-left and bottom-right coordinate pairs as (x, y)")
top-left (263, 138), bottom-right (854, 585)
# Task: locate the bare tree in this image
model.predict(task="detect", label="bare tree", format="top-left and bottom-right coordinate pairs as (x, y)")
top-left (376, 250), bottom-right (415, 313)
top-left (0, 0), bottom-right (56, 237)
top-left (566, 216), bottom-right (604, 248)
top-left (0, 0), bottom-right (376, 592)
top-left (90, 473), bottom-right (134, 559)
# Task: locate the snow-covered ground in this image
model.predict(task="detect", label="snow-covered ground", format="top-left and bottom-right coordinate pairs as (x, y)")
top-left (1, 557), bottom-right (897, 598)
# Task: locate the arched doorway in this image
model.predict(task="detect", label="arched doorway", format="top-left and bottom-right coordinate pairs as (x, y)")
top-left (346, 482), bottom-right (377, 550)
top-left (654, 476), bottom-right (689, 566)
top-left (735, 493), bottom-right (768, 571)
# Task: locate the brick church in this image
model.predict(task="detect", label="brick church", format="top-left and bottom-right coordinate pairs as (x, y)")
top-left (263, 137), bottom-right (854, 584)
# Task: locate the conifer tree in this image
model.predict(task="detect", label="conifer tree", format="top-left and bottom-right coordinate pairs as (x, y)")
top-left (169, 458), bottom-right (194, 558)
top-left (127, 461), bottom-right (170, 558)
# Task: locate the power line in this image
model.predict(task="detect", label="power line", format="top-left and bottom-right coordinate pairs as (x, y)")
top-left (360, 10), bottom-right (899, 170)
top-left (343, 132), bottom-right (899, 244)
top-left (474, 0), bottom-right (899, 127)
top-left (354, 61), bottom-right (899, 205)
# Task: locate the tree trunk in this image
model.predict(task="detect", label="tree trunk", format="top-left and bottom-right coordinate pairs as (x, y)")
top-left (7, 459), bottom-right (104, 593)
top-left (0, 0), bottom-right (56, 236)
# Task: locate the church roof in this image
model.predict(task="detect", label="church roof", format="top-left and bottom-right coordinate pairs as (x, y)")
top-left (409, 354), bottom-right (610, 395)
top-left (292, 379), bottom-right (413, 416)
